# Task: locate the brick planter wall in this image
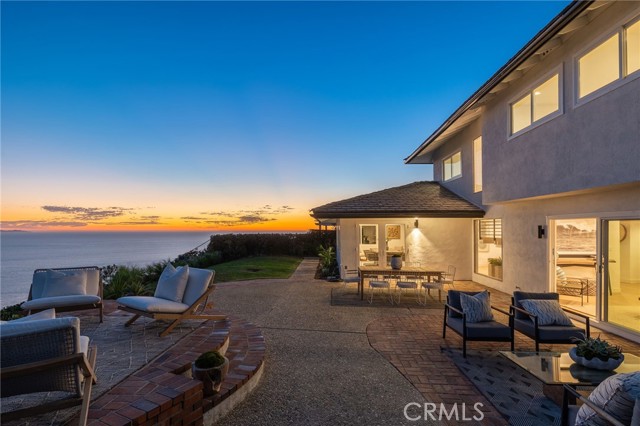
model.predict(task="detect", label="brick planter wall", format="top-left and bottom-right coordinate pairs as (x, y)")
top-left (86, 315), bottom-right (264, 426)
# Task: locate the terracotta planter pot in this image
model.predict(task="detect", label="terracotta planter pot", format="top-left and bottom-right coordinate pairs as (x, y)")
top-left (192, 357), bottom-right (229, 396)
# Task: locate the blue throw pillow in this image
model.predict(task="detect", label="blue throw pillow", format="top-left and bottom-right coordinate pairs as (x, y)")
top-left (459, 291), bottom-right (494, 323)
top-left (520, 299), bottom-right (573, 326)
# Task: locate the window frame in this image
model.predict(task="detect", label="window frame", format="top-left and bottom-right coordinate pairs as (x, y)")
top-left (508, 66), bottom-right (563, 139)
top-left (473, 136), bottom-right (482, 193)
top-left (474, 218), bottom-right (503, 281)
top-left (574, 14), bottom-right (640, 107)
top-left (442, 150), bottom-right (462, 182)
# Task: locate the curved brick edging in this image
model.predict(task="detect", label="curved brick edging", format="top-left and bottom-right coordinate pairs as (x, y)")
top-left (86, 315), bottom-right (265, 426)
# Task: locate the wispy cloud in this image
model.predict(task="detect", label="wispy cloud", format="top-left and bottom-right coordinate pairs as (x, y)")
top-left (1, 204), bottom-right (297, 230)
top-left (0, 220), bottom-right (87, 229)
top-left (41, 205), bottom-right (133, 221)
top-left (185, 205), bottom-right (295, 227)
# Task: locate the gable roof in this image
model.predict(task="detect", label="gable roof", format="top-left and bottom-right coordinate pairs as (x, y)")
top-left (310, 181), bottom-right (484, 219)
top-left (405, 0), bottom-right (600, 164)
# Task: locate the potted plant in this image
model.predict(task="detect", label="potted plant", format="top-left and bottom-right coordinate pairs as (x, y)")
top-left (488, 257), bottom-right (503, 279)
top-left (569, 334), bottom-right (624, 371)
top-left (390, 254), bottom-right (402, 270)
top-left (192, 350), bottom-right (229, 396)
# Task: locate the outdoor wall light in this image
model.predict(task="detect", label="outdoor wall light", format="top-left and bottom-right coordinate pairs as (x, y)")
top-left (538, 225), bottom-right (545, 239)
top-left (414, 219), bottom-right (419, 228)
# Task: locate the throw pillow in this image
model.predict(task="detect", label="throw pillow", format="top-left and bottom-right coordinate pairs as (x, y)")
top-left (459, 291), bottom-right (494, 323)
top-left (154, 264), bottom-right (189, 303)
top-left (41, 269), bottom-right (87, 298)
top-left (576, 372), bottom-right (640, 426)
top-left (520, 299), bottom-right (573, 326)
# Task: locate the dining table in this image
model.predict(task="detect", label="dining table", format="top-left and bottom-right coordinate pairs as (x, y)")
top-left (357, 265), bottom-right (444, 301)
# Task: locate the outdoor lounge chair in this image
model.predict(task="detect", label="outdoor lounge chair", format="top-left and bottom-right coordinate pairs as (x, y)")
top-left (117, 265), bottom-right (226, 337)
top-left (21, 266), bottom-right (103, 322)
top-left (1, 315), bottom-right (97, 426)
top-left (511, 291), bottom-right (590, 352)
top-left (443, 290), bottom-right (513, 357)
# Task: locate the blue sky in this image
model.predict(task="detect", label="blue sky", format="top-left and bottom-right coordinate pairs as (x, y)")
top-left (1, 1), bottom-right (569, 231)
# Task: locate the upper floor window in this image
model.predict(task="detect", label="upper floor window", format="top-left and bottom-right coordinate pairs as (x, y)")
top-left (473, 137), bottom-right (482, 193)
top-left (578, 17), bottom-right (640, 100)
top-left (510, 73), bottom-right (560, 135)
top-left (443, 151), bottom-right (461, 181)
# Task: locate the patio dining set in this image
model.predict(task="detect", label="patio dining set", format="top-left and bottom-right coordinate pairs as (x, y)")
top-left (352, 264), bottom-right (456, 304)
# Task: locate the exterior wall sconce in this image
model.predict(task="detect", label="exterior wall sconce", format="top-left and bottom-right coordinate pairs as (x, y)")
top-left (414, 219), bottom-right (419, 228)
top-left (538, 225), bottom-right (545, 238)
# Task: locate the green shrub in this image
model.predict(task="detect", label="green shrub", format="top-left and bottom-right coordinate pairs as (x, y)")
top-left (103, 265), bottom-right (152, 299)
top-left (194, 350), bottom-right (226, 369)
top-left (317, 245), bottom-right (338, 278)
top-left (0, 304), bottom-right (24, 321)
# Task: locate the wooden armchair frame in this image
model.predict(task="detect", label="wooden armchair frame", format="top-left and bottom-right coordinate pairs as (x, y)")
top-left (118, 270), bottom-right (226, 337)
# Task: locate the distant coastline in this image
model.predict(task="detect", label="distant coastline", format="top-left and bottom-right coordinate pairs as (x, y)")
top-left (0, 230), bottom-right (30, 233)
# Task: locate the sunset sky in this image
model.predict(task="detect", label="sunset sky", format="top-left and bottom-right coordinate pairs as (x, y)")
top-left (1, 1), bottom-right (568, 232)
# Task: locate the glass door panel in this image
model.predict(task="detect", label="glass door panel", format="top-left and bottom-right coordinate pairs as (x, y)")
top-left (554, 218), bottom-right (597, 318)
top-left (604, 219), bottom-right (640, 333)
top-left (359, 225), bottom-right (378, 267)
top-left (385, 224), bottom-right (405, 266)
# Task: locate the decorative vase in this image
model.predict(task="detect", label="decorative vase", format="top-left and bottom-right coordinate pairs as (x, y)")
top-left (390, 256), bottom-right (402, 270)
top-left (192, 357), bottom-right (229, 396)
top-left (569, 347), bottom-right (624, 371)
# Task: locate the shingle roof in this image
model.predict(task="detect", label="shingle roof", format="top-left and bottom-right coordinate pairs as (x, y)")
top-left (310, 181), bottom-right (484, 219)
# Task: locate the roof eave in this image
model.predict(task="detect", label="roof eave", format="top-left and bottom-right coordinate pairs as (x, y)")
top-left (311, 210), bottom-right (485, 219)
top-left (404, 0), bottom-right (595, 165)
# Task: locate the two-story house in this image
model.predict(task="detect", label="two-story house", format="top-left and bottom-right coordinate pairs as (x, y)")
top-left (311, 0), bottom-right (640, 339)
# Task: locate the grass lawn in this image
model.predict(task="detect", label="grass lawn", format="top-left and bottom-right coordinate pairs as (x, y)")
top-left (210, 256), bottom-right (303, 282)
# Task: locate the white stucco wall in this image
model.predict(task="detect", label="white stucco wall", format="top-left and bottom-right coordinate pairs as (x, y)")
top-left (476, 184), bottom-right (640, 296)
top-left (482, 2), bottom-right (640, 204)
top-left (336, 217), bottom-right (474, 280)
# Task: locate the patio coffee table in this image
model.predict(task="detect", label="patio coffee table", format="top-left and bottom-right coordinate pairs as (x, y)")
top-left (500, 351), bottom-right (640, 405)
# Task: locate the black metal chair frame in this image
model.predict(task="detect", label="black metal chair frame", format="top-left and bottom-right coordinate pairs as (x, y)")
top-left (510, 296), bottom-right (591, 352)
top-left (443, 294), bottom-right (514, 358)
top-left (561, 384), bottom-right (625, 426)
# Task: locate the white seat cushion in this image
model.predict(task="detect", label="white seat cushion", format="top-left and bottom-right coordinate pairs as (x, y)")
top-left (21, 295), bottom-right (101, 310)
top-left (79, 335), bottom-right (90, 356)
top-left (10, 308), bottom-right (56, 323)
top-left (0, 316), bottom-right (80, 339)
top-left (117, 296), bottom-right (189, 313)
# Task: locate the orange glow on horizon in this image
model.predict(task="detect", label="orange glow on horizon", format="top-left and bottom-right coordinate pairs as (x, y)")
top-left (0, 209), bottom-right (317, 233)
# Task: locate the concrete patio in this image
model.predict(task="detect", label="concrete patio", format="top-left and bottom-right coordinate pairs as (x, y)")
top-left (4, 258), bottom-right (639, 425)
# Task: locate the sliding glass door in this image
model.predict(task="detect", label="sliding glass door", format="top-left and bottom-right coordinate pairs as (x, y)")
top-left (603, 219), bottom-right (640, 333)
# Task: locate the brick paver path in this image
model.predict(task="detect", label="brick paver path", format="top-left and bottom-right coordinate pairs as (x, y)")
top-left (366, 280), bottom-right (640, 425)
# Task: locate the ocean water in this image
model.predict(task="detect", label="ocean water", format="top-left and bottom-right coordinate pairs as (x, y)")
top-left (0, 231), bottom-right (214, 308)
